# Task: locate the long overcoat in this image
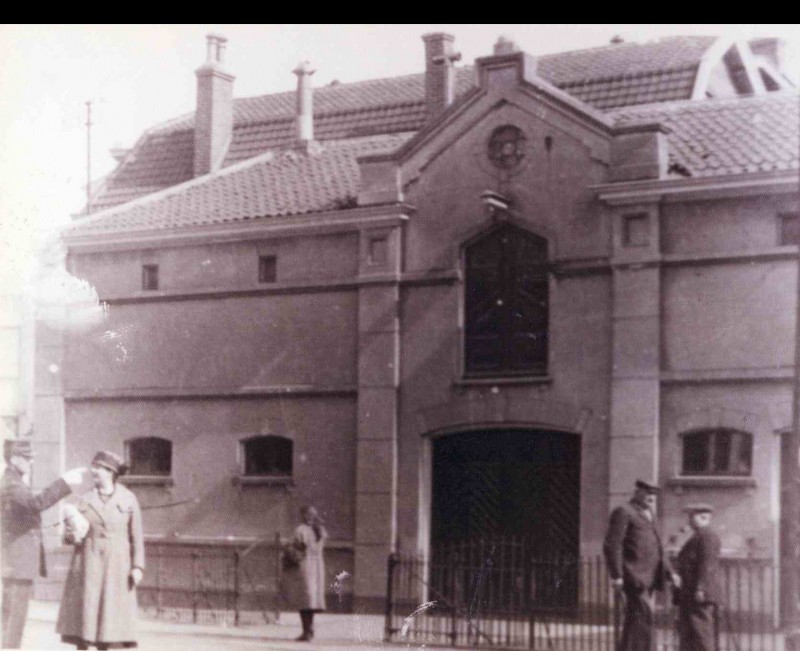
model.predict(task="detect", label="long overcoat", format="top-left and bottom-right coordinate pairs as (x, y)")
top-left (1, 467), bottom-right (71, 580)
top-left (56, 484), bottom-right (145, 644)
top-left (676, 527), bottom-right (722, 603)
top-left (603, 500), bottom-right (669, 592)
top-left (281, 523), bottom-right (327, 611)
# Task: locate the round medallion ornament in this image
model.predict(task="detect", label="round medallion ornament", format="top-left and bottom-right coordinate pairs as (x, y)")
top-left (487, 125), bottom-right (526, 170)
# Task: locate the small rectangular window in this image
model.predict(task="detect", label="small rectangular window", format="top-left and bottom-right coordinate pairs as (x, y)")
top-left (682, 429), bottom-right (752, 476)
top-left (780, 213), bottom-right (800, 246)
top-left (126, 437), bottom-right (172, 476)
top-left (258, 255), bottom-right (277, 283)
top-left (142, 264), bottom-right (159, 290)
top-left (623, 213), bottom-right (649, 247)
top-left (368, 237), bottom-right (388, 265)
top-left (241, 435), bottom-right (292, 477)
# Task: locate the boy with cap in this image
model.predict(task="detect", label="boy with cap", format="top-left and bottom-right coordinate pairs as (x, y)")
top-left (1, 438), bottom-right (86, 648)
top-left (604, 479), bottom-right (679, 651)
top-left (675, 504), bottom-right (721, 651)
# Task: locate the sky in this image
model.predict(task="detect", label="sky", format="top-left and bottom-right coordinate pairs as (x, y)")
top-left (1, 24), bottom-right (798, 290)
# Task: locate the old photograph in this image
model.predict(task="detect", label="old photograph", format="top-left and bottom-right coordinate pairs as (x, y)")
top-left (1, 23), bottom-right (799, 650)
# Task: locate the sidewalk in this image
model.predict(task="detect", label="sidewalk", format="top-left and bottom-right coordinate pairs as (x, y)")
top-left (24, 601), bottom-right (458, 651)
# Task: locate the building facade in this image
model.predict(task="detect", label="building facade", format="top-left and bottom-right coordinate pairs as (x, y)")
top-left (34, 32), bottom-right (800, 610)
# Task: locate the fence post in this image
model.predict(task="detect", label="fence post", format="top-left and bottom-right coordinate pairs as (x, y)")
top-left (192, 551), bottom-right (198, 624)
top-left (384, 552), bottom-right (397, 642)
top-left (275, 532), bottom-right (282, 623)
top-left (156, 548), bottom-right (162, 619)
top-left (233, 549), bottom-right (240, 627)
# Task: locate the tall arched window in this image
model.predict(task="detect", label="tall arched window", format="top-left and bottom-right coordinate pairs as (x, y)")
top-left (125, 437), bottom-right (172, 476)
top-left (682, 428), bottom-right (753, 476)
top-left (240, 435), bottom-right (293, 478)
top-left (464, 223), bottom-right (549, 376)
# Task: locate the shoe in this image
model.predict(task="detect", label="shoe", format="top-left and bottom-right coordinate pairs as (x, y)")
top-left (295, 632), bottom-right (311, 642)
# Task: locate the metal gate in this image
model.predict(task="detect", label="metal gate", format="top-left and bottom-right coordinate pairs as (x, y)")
top-left (431, 429), bottom-right (580, 551)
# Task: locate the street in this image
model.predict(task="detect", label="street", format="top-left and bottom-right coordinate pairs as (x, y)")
top-left (20, 601), bottom-right (455, 651)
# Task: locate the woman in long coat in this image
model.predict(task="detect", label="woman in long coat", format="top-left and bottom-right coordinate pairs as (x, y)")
top-left (281, 505), bottom-right (328, 641)
top-left (57, 451), bottom-right (145, 650)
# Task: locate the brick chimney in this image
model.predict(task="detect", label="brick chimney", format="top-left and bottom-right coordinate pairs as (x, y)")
top-left (194, 33), bottom-right (235, 177)
top-left (422, 33), bottom-right (461, 119)
top-left (293, 61), bottom-right (316, 146)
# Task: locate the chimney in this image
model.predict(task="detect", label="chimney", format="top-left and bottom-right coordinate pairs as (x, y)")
top-left (194, 33), bottom-right (235, 177)
top-left (293, 61), bottom-right (316, 145)
top-left (422, 33), bottom-right (462, 119)
top-left (493, 35), bottom-right (519, 55)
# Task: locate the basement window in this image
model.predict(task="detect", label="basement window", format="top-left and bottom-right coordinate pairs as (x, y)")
top-left (122, 436), bottom-right (173, 486)
top-left (235, 435), bottom-right (293, 485)
top-left (142, 264), bottom-right (159, 290)
top-left (682, 428), bottom-right (752, 477)
top-left (780, 213), bottom-right (800, 246)
top-left (258, 255), bottom-right (277, 283)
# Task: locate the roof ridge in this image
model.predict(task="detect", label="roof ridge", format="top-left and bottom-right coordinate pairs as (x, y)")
top-left (235, 69), bottom-right (427, 104)
top-left (537, 34), bottom-right (716, 61)
top-left (609, 89), bottom-right (800, 115)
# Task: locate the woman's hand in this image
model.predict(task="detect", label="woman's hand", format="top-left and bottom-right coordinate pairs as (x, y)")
top-left (130, 567), bottom-right (144, 587)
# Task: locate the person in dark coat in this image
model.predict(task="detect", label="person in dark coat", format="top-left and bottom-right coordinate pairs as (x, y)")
top-left (1, 438), bottom-right (87, 649)
top-left (675, 504), bottom-right (722, 651)
top-left (57, 450), bottom-right (145, 650)
top-left (281, 505), bottom-right (328, 642)
top-left (603, 479), bottom-right (680, 651)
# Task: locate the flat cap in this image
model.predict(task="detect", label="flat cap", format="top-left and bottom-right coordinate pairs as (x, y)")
top-left (635, 479), bottom-right (660, 494)
top-left (684, 503), bottom-right (714, 514)
top-left (3, 439), bottom-right (34, 461)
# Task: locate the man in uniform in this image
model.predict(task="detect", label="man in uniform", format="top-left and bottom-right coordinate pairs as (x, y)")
top-left (604, 479), bottom-right (679, 651)
top-left (675, 504), bottom-right (721, 651)
top-left (1, 438), bottom-right (86, 648)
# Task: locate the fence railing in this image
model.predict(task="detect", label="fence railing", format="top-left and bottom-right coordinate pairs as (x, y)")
top-left (385, 537), bottom-right (782, 651)
top-left (137, 535), bottom-right (283, 626)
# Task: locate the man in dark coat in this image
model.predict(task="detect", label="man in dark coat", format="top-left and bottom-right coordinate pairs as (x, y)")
top-left (1, 438), bottom-right (86, 648)
top-left (675, 504), bottom-right (722, 651)
top-left (604, 479), bottom-right (679, 651)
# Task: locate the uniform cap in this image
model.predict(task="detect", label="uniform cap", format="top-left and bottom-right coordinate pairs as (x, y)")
top-left (635, 479), bottom-right (660, 494)
top-left (684, 503), bottom-right (714, 514)
top-left (3, 439), bottom-right (34, 461)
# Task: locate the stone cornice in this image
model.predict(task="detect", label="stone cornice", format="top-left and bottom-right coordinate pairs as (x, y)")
top-left (64, 385), bottom-right (357, 401)
top-left (63, 204), bottom-right (414, 253)
top-left (593, 171), bottom-right (798, 204)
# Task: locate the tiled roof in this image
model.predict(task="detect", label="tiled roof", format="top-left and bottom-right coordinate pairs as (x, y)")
top-left (72, 134), bottom-right (414, 236)
top-left (71, 93), bottom-right (799, 238)
top-left (90, 37), bottom-right (718, 211)
top-left (610, 92), bottom-right (800, 177)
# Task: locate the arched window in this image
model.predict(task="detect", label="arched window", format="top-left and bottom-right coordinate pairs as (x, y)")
top-left (682, 428), bottom-right (753, 476)
top-left (125, 437), bottom-right (172, 476)
top-left (240, 435), bottom-right (293, 478)
top-left (464, 223), bottom-right (549, 376)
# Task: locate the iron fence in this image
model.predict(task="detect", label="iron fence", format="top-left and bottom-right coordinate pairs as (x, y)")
top-left (137, 535), bottom-right (283, 626)
top-left (385, 537), bottom-right (782, 650)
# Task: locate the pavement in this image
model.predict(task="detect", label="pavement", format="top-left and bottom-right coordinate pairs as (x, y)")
top-left (20, 601), bottom-right (457, 651)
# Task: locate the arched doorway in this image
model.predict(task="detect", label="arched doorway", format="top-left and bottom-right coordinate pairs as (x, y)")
top-left (431, 428), bottom-right (581, 558)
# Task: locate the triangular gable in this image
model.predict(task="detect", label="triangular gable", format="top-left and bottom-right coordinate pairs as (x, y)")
top-left (356, 50), bottom-right (670, 204)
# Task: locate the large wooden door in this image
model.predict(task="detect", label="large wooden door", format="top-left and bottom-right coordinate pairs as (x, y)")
top-left (431, 428), bottom-right (580, 558)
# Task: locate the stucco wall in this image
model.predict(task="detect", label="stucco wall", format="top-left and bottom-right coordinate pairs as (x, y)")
top-left (64, 398), bottom-right (357, 540)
